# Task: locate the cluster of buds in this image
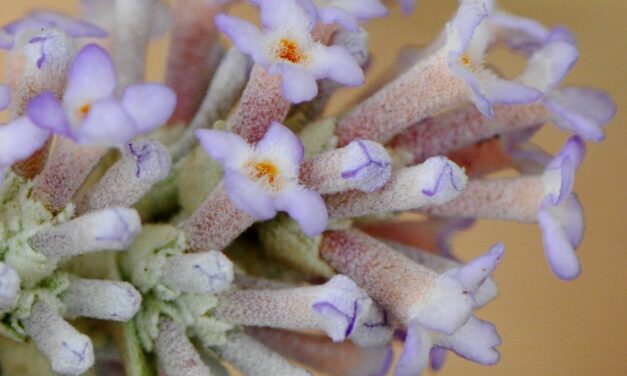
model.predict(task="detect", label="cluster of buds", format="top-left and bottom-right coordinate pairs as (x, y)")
top-left (0, 0), bottom-right (615, 376)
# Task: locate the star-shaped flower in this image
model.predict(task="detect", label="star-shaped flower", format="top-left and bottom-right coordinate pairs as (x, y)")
top-left (26, 44), bottom-right (176, 148)
top-left (215, 0), bottom-right (364, 103)
top-left (196, 121), bottom-right (328, 236)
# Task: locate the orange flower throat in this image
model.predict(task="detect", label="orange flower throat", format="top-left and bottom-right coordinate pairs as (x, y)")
top-left (277, 39), bottom-right (305, 64)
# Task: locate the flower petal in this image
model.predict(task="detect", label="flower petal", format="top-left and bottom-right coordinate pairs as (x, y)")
top-left (274, 185), bottom-right (328, 236)
top-left (395, 321), bottom-right (428, 376)
top-left (214, 14), bottom-right (269, 66)
top-left (538, 196), bottom-right (582, 280)
top-left (75, 99), bottom-right (137, 147)
top-left (545, 86), bottom-right (616, 141)
top-left (279, 63), bottom-right (319, 104)
top-left (64, 44), bottom-right (116, 112)
top-left (0, 117), bottom-right (50, 167)
top-left (255, 121), bottom-right (304, 165)
top-left (520, 40), bottom-right (579, 93)
top-left (29, 10), bottom-right (108, 38)
top-left (250, 0), bottom-right (317, 32)
top-left (195, 129), bottom-right (252, 169)
top-left (223, 169), bottom-right (277, 220)
top-left (26, 91), bottom-right (72, 136)
top-left (121, 83), bottom-right (176, 133)
top-left (310, 44), bottom-right (364, 86)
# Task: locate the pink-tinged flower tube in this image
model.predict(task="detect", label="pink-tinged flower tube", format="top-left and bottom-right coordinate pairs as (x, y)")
top-left (325, 156), bottom-right (467, 219)
top-left (165, 0), bottom-right (233, 125)
top-left (386, 241), bottom-right (499, 308)
top-left (425, 136), bottom-right (586, 280)
top-left (389, 37), bottom-right (588, 164)
top-left (336, 0), bottom-right (542, 145)
top-left (195, 121), bottom-right (328, 236)
top-left (215, 0), bottom-right (364, 104)
top-left (217, 331), bottom-right (312, 376)
top-left (299, 139), bottom-right (392, 194)
top-left (156, 318), bottom-right (213, 376)
top-left (214, 275), bottom-right (374, 342)
top-left (320, 230), bottom-right (502, 334)
top-left (0, 10), bottom-right (107, 50)
top-left (359, 217), bottom-right (475, 256)
top-left (395, 315), bottom-right (500, 376)
top-left (248, 327), bottom-right (393, 376)
top-left (76, 139), bottom-right (171, 213)
top-left (26, 44), bottom-right (176, 148)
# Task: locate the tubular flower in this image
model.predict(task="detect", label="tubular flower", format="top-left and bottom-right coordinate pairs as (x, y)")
top-left (196, 121), bottom-right (328, 236)
top-left (215, 0), bottom-right (364, 103)
top-left (26, 43), bottom-right (176, 147)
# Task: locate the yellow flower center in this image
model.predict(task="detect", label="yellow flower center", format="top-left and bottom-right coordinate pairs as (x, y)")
top-left (249, 160), bottom-right (280, 187)
top-left (78, 103), bottom-right (92, 120)
top-left (460, 53), bottom-right (472, 67)
top-left (277, 39), bottom-right (305, 64)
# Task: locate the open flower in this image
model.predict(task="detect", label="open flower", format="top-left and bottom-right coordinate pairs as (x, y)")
top-left (196, 121), bottom-right (328, 236)
top-left (215, 0), bottom-right (364, 103)
top-left (26, 43), bottom-right (176, 147)
top-left (445, 0), bottom-right (542, 118)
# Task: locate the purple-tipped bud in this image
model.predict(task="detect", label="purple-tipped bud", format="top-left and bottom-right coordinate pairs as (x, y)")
top-left (29, 207), bottom-right (141, 258)
top-left (0, 262), bottom-right (20, 311)
top-left (339, 140), bottom-right (392, 192)
top-left (326, 156), bottom-right (467, 219)
top-left (62, 278), bottom-right (141, 321)
top-left (23, 300), bottom-right (95, 376)
top-left (311, 275), bottom-right (372, 342)
top-left (160, 251), bottom-right (234, 294)
top-left (301, 139), bottom-right (392, 194)
top-left (78, 139), bottom-right (171, 213)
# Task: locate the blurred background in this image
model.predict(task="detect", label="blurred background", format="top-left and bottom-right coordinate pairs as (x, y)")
top-left (0, 1), bottom-right (625, 375)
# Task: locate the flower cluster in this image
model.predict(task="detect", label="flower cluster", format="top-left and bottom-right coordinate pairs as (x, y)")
top-left (0, 0), bottom-right (615, 376)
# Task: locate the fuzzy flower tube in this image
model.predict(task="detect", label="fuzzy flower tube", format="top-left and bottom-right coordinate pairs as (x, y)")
top-left (0, 0), bottom-right (616, 375)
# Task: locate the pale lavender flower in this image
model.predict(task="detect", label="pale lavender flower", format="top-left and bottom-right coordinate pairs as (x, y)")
top-left (26, 43), bottom-right (176, 147)
top-left (215, 0), bottom-right (364, 103)
top-left (196, 121), bottom-right (328, 236)
top-left (445, 0), bottom-right (542, 118)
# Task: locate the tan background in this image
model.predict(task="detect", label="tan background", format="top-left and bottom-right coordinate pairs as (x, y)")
top-left (0, 1), bottom-right (625, 375)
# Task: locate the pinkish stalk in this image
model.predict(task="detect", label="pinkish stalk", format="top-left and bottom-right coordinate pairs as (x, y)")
top-left (183, 184), bottom-right (255, 252)
top-left (320, 229), bottom-right (475, 334)
top-left (113, 0), bottom-right (157, 91)
top-left (229, 64), bottom-right (291, 144)
top-left (390, 102), bottom-right (549, 163)
top-left (336, 52), bottom-right (469, 145)
top-left (166, 0), bottom-right (231, 125)
top-left (33, 138), bottom-right (107, 213)
top-left (156, 318), bottom-right (212, 376)
top-left (248, 328), bottom-right (393, 376)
